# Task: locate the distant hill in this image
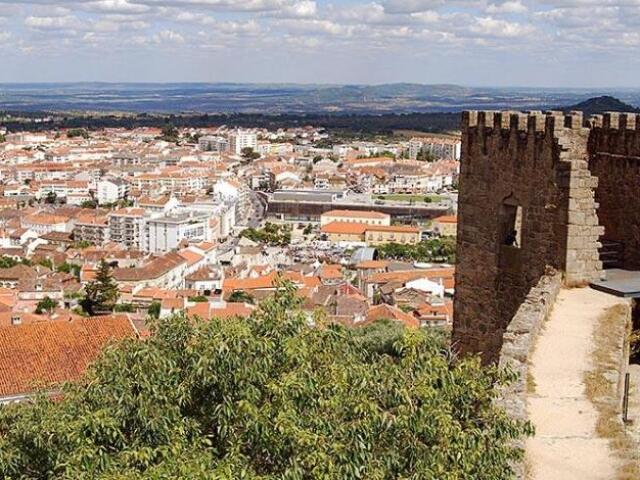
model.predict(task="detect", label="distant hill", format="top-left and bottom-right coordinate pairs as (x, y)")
top-left (2, 83), bottom-right (640, 115)
top-left (564, 96), bottom-right (640, 115)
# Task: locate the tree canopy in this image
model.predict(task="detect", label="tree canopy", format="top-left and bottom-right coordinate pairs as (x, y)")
top-left (0, 283), bottom-right (530, 479)
top-left (378, 238), bottom-right (457, 264)
top-left (80, 260), bottom-right (120, 315)
top-left (240, 222), bottom-right (291, 247)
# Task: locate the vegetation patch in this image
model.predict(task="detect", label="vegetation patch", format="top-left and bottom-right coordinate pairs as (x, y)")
top-left (0, 284), bottom-right (532, 479)
top-left (584, 303), bottom-right (640, 480)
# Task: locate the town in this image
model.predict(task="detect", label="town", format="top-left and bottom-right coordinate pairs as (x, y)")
top-left (0, 123), bottom-right (461, 401)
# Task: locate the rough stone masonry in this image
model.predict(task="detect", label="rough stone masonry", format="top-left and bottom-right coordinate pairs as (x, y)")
top-left (450, 110), bottom-right (640, 362)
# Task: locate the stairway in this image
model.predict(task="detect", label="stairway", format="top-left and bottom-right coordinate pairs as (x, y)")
top-left (599, 239), bottom-right (624, 269)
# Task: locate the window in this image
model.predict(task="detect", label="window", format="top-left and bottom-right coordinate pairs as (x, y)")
top-left (500, 194), bottom-right (523, 249)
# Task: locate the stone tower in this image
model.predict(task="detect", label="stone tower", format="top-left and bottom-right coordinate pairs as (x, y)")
top-left (452, 110), bottom-right (603, 363)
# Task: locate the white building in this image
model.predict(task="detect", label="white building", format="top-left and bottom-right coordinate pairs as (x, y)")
top-left (97, 178), bottom-right (128, 205)
top-left (146, 211), bottom-right (212, 254)
top-left (107, 208), bottom-right (147, 250)
top-left (409, 137), bottom-right (461, 161)
top-left (228, 131), bottom-right (257, 155)
top-left (199, 136), bottom-right (228, 152)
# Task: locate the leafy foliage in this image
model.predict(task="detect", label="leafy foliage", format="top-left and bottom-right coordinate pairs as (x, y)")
top-left (0, 255), bottom-right (31, 269)
top-left (66, 128), bottom-right (89, 139)
top-left (80, 199), bottom-right (98, 209)
top-left (378, 238), bottom-right (456, 264)
top-left (160, 123), bottom-right (179, 143)
top-left (241, 147), bottom-right (260, 161)
top-left (0, 284), bottom-right (531, 479)
top-left (35, 296), bottom-right (57, 315)
top-left (57, 261), bottom-right (81, 279)
top-left (44, 191), bottom-right (58, 204)
top-left (188, 295), bottom-right (209, 303)
top-left (114, 303), bottom-right (135, 313)
top-left (240, 222), bottom-right (291, 247)
top-left (81, 260), bottom-right (120, 315)
top-left (227, 290), bottom-right (255, 305)
top-left (147, 301), bottom-right (161, 319)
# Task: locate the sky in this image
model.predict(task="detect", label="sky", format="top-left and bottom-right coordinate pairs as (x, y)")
top-left (0, 0), bottom-right (640, 87)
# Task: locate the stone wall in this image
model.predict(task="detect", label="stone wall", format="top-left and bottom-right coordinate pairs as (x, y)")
top-left (453, 111), bottom-right (602, 363)
top-left (497, 271), bottom-right (562, 480)
top-left (497, 271), bottom-right (562, 421)
top-left (588, 113), bottom-right (640, 269)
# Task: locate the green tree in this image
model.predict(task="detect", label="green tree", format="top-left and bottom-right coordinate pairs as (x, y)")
top-left (0, 284), bottom-right (531, 479)
top-left (36, 257), bottom-right (54, 270)
top-left (57, 262), bottom-right (81, 279)
top-left (80, 199), bottom-right (98, 209)
top-left (35, 296), bottom-right (57, 315)
top-left (188, 295), bottom-right (209, 303)
top-left (81, 260), bottom-right (120, 315)
top-left (44, 191), bottom-right (57, 204)
top-left (240, 222), bottom-right (291, 247)
top-left (147, 301), bottom-right (161, 319)
top-left (67, 128), bottom-right (89, 139)
top-left (378, 238), bottom-right (456, 264)
top-left (0, 255), bottom-right (19, 269)
top-left (160, 123), bottom-right (179, 143)
top-left (227, 289), bottom-right (255, 304)
top-left (241, 146), bottom-right (260, 161)
top-left (114, 303), bottom-right (135, 313)
top-left (73, 240), bottom-right (92, 249)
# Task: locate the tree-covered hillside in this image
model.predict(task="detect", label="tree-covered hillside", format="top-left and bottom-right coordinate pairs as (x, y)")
top-left (0, 283), bottom-right (531, 479)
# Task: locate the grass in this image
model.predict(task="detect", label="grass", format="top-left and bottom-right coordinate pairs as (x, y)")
top-left (376, 194), bottom-right (444, 203)
top-left (584, 302), bottom-right (640, 480)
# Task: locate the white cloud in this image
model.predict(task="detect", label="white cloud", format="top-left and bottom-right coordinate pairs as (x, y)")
top-left (486, 1), bottom-right (527, 13)
top-left (469, 16), bottom-right (535, 37)
top-left (24, 14), bottom-right (83, 30)
top-left (280, 0), bottom-right (316, 17)
top-left (155, 28), bottom-right (184, 42)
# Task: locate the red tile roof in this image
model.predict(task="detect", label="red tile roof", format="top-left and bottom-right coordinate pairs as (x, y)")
top-left (0, 316), bottom-right (137, 398)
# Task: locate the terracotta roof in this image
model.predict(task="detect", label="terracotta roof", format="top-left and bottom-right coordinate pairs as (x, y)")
top-left (433, 215), bottom-right (458, 224)
top-left (322, 209), bottom-right (388, 219)
top-left (113, 252), bottom-right (186, 282)
top-left (0, 316), bottom-right (136, 398)
top-left (320, 221), bottom-right (367, 235)
top-left (366, 224), bottom-right (420, 234)
top-left (364, 304), bottom-right (419, 329)
top-left (187, 302), bottom-right (254, 319)
top-left (223, 271), bottom-right (320, 292)
top-left (0, 264), bottom-right (45, 281)
top-left (356, 260), bottom-right (390, 269)
top-left (177, 249), bottom-right (204, 267)
top-left (366, 268), bottom-right (455, 285)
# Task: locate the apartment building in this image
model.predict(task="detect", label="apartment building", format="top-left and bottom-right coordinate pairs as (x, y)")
top-left (199, 136), bottom-right (228, 152)
top-left (409, 137), bottom-right (461, 161)
top-left (228, 130), bottom-right (257, 155)
top-left (107, 208), bottom-right (147, 250)
top-left (37, 181), bottom-right (91, 201)
top-left (146, 211), bottom-right (212, 254)
top-left (73, 215), bottom-right (109, 245)
top-left (21, 213), bottom-right (73, 234)
top-left (321, 222), bottom-right (420, 246)
top-left (97, 178), bottom-right (129, 205)
top-left (320, 210), bottom-right (391, 227)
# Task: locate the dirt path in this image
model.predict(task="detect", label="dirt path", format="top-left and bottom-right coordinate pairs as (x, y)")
top-left (526, 288), bottom-right (626, 480)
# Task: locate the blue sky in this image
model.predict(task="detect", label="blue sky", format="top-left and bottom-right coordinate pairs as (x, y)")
top-left (0, 0), bottom-right (639, 87)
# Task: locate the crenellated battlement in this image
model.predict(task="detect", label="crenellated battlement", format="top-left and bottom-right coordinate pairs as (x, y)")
top-left (462, 110), bottom-right (586, 136)
top-left (589, 111), bottom-right (640, 130)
